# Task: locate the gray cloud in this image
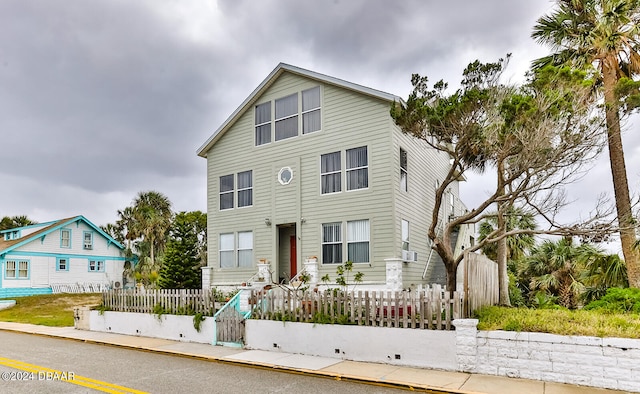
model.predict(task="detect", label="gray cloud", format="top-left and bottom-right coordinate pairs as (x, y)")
top-left (0, 0), bottom-right (634, 238)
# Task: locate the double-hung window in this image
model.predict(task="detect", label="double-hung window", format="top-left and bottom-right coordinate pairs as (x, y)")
top-left (219, 233), bottom-right (234, 268)
top-left (83, 231), bottom-right (93, 250)
top-left (302, 86), bottom-right (321, 134)
top-left (237, 171), bottom-right (253, 208)
top-left (5, 260), bottom-right (15, 278)
top-left (346, 146), bottom-right (368, 190)
top-left (275, 93), bottom-right (298, 141)
top-left (4, 260), bottom-right (27, 278)
top-left (321, 152), bottom-right (341, 194)
top-left (402, 220), bottom-right (410, 251)
top-left (57, 257), bottom-right (69, 271)
top-left (60, 228), bottom-right (71, 248)
top-left (322, 223), bottom-right (342, 264)
top-left (89, 260), bottom-right (104, 272)
top-left (255, 102), bottom-right (271, 145)
top-left (400, 148), bottom-right (408, 192)
top-left (219, 174), bottom-right (234, 210)
top-left (219, 232), bottom-right (253, 268)
top-left (237, 231), bottom-right (254, 268)
top-left (347, 220), bottom-right (370, 263)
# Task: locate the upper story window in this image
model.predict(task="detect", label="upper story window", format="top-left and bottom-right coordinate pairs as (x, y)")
top-left (237, 170), bottom-right (253, 208)
top-left (321, 152), bottom-right (341, 194)
top-left (255, 86), bottom-right (322, 146)
top-left (255, 102), bottom-right (271, 146)
top-left (400, 148), bottom-right (408, 192)
top-left (3, 230), bottom-right (20, 241)
top-left (302, 86), bottom-right (321, 134)
top-left (219, 174), bottom-right (235, 210)
top-left (60, 228), bottom-right (71, 248)
top-left (83, 231), bottom-right (93, 250)
top-left (346, 146), bottom-right (368, 191)
top-left (220, 171), bottom-right (253, 210)
top-left (275, 93), bottom-right (298, 141)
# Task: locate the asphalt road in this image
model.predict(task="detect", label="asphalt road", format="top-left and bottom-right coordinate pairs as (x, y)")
top-left (0, 331), bottom-right (411, 393)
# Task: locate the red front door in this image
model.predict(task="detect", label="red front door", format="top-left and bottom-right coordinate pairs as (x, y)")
top-left (290, 235), bottom-right (297, 278)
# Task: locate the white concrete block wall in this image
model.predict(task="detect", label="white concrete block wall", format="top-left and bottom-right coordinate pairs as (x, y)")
top-left (455, 320), bottom-right (640, 392)
top-left (245, 320), bottom-right (458, 370)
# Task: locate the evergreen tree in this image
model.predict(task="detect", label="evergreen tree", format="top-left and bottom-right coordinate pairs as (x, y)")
top-left (158, 212), bottom-right (202, 289)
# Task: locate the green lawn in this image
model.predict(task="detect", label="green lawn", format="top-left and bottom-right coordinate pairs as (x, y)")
top-left (475, 306), bottom-right (640, 339)
top-left (0, 293), bottom-right (101, 327)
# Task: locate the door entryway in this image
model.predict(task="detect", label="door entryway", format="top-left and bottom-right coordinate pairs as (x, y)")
top-left (277, 223), bottom-right (297, 283)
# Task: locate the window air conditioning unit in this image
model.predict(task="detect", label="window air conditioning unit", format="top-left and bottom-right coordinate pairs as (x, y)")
top-left (112, 281), bottom-right (122, 289)
top-left (402, 250), bottom-right (418, 263)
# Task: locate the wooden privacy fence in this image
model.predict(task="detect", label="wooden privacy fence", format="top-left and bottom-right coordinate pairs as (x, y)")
top-left (101, 289), bottom-right (217, 316)
top-left (250, 287), bottom-right (463, 330)
top-left (461, 251), bottom-right (499, 316)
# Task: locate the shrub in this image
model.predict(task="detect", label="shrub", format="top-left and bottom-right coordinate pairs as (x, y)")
top-left (583, 288), bottom-right (640, 313)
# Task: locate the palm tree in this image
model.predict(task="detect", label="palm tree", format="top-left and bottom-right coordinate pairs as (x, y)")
top-left (0, 215), bottom-right (37, 230)
top-left (581, 253), bottom-right (628, 302)
top-left (532, 0), bottom-right (640, 287)
top-left (131, 191), bottom-right (173, 272)
top-left (525, 237), bottom-right (603, 308)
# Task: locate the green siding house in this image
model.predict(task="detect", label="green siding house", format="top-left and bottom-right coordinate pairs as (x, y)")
top-left (197, 63), bottom-right (472, 290)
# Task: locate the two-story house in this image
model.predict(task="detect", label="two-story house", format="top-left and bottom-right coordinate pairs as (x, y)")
top-left (197, 63), bottom-right (471, 290)
top-left (0, 216), bottom-right (128, 297)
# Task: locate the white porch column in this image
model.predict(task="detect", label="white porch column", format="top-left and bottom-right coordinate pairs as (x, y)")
top-left (303, 257), bottom-right (319, 285)
top-left (257, 262), bottom-right (272, 283)
top-left (201, 266), bottom-right (213, 289)
top-left (384, 258), bottom-right (403, 291)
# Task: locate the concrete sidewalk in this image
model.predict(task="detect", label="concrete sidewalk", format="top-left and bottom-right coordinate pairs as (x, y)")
top-left (0, 321), bottom-right (632, 394)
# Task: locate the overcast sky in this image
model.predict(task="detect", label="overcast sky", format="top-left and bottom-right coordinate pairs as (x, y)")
top-left (1, 1), bottom-right (638, 252)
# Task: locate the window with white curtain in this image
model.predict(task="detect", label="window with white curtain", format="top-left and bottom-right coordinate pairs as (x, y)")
top-left (219, 174), bottom-right (234, 210)
top-left (402, 219), bottom-right (410, 251)
top-left (255, 102), bottom-right (271, 145)
top-left (238, 231), bottom-right (253, 268)
top-left (219, 233), bottom-right (234, 268)
top-left (322, 222), bottom-right (342, 264)
top-left (60, 228), bottom-right (71, 248)
top-left (347, 220), bottom-right (370, 263)
top-left (5, 260), bottom-right (16, 278)
top-left (321, 152), bottom-right (341, 194)
top-left (346, 146), bottom-right (368, 190)
top-left (400, 148), bottom-right (408, 192)
top-left (237, 170), bottom-right (253, 208)
top-left (275, 93), bottom-right (298, 140)
top-left (302, 86), bottom-right (321, 134)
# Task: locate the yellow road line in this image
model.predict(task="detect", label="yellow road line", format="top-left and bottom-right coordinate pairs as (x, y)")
top-left (0, 356), bottom-right (148, 394)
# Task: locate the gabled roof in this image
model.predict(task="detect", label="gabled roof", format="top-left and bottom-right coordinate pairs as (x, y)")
top-left (196, 63), bottom-right (403, 157)
top-left (0, 215), bottom-right (125, 257)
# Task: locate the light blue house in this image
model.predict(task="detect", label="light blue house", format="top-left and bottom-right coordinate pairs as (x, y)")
top-left (0, 216), bottom-right (128, 298)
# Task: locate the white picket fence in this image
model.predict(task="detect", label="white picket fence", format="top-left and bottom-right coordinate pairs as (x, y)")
top-left (51, 283), bottom-right (111, 294)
